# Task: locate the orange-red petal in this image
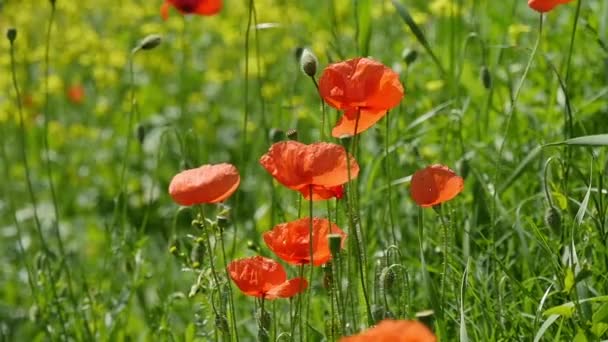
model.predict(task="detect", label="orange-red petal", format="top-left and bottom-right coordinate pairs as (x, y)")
top-left (227, 256), bottom-right (287, 298)
top-left (331, 108), bottom-right (387, 138)
top-left (195, 0), bottom-right (222, 15)
top-left (263, 217), bottom-right (346, 266)
top-left (265, 277), bottom-right (308, 300)
top-left (340, 319), bottom-right (437, 342)
top-left (299, 185), bottom-right (344, 201)
top-left (528, 0), bottom-right (573, 12)
top-left (319, 57), bottom-right (404, 115)
top-left (259, 141), bottom-right (359, 195)
top-left (168, 163), bottom-right (240, 206)
top-left (410, 164), bottom-right (464, 207)
top-left (160, 1), bottom-right (171, 20)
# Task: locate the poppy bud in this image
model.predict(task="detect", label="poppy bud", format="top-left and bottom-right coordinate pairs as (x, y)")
top-left (544, 206), bottom-right (562, 233)
top-left (328, 234), bottom-right (342, 257)
top-left (286, 129), bottom-right (298, 141)
top-left (415, 309), bottom-right (435, 331)
top-left (6, 28), bottom-right (17, 43)
top-left (132, 34), bottom-right (162, 54)
top-left (217, 215), bottom-right (229, 230)
top-left (294, 47), bottom-right (304, 61)
top-left (269, 128), bottom-right (285, 143)
top-left (216, 314), bottom-right (230, 334)
top-left (380, 266), bottom-right (396, 291)
top-left (247, 240), bottom-right (259, 253)
top-left (402, 48), bottom-right (418, 65)
top-left (299, 48), bottom-right (319, 77)
top-left (136, 123), bottom-right (146, 145)
top-left (480, 65), bottom-right (492, 89)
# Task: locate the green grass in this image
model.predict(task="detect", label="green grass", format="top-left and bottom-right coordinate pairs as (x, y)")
top-left (1, 0), bottom-right (608, 340)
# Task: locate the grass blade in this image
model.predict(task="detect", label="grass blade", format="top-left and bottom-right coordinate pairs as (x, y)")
top-left (356, 0), bottom-right (372, 57)
top-left (545, 134), bottom-right (608, 147)
top-left (391, 0), bottom-right (445, 75)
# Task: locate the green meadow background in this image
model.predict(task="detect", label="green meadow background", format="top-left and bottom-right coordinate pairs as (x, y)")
top-left (1, 0), bottom-right (608, 340)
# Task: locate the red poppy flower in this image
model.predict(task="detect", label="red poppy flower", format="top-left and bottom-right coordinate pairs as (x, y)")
top-left (168, 163), bottom-right (240, 206)
top-left (259, 141), bottom-right (359, 201)
top-left (227, 256), bottom-right (307, 300)
top-left (410, 164), bottom-right (464, 207)
top-left (161, 0), bottom-right (222, 20)
top-left (528, 0), bottom-right (573, 12)
top-left (340, 319), bottom-right (437, 342)
top-left (263, 217), bottom-right (347, 266)
top-left (67, 84), bottom-right (85, 104)
top-left (319, 57), bottom-right (404, 137)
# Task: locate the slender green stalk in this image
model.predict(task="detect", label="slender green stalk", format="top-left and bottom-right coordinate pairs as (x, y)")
top-left (218, 220), bottom-right (239, 342)
top-left (9, 26), bottom-right (69, 339)
top-left (42, 5), bottom-right (92, 338)
top-left (344, 111), bottom-right (373, 326)
top-left (437, 206), bottom-right (451, 314)
top-left (305, 185), bottom-right (314, 341)
top-left (310, 76), bottom-right (327, 140)
top-left (198, 207), bottom-right (229, 341)
top-left (384, 112), bottom-right (397, 245)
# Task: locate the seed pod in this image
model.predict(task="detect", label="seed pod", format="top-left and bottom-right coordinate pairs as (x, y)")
top-left (269, 128), bottom-right (285, 143)
top-left (286, 129), bottom-right (298, 141)
top-left (544, 206), bottom-right (562, 233)
top-left (299, 48), bottom-right (319, 77)
top-left (132, 34), bottom-right (162, 54)
top-left (402, 48), bottom-right (418, 65)
top-left (6, 28), bottom-right (17, 43)
top-left (481, 65), bottom-right (492, 89)
top-left (328, 234), bottom-right (342, 257)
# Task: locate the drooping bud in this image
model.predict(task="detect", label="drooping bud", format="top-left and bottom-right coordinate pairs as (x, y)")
top-left (299, 48), bottom-right (318, 77)
top-left (328, 234), bottom-right (342, 257)
top-left (6, 28), bottom-right (17, 43)
top-left (402, 48), bottom-right (418, 65)
top-left (481, 65), bottom-right (492, 89)
top-left (269, 128), bottom-right (285, 143)
top-left (286, 129), bottom-right (298, 141)
top-left (544, 206), bottom-right (562, 233)
top-left (132, 34), bottom-right (162, 54)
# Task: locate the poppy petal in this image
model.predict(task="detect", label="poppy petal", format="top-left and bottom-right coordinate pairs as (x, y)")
top-left (169, 163), bottom-right (240, 206)
top-left (263, 218), bottom-right (346, 266)
top-left (528, 0), bottom-right (573, 12)
top-left (227, 256), bottom-right (288, 298)
top-left (331, 109), bottom-right (387, 138)
top-left (160, 1), bottom-right (171, 20)
top-left (259, 141), bottom-right (359, 195)
top-left (195, 0), bottom-right (222, 15)
top-left (265, 278), bottom-right (308, 300)
top-left (340, 319), bottom-right (437, 342)
top-left (410, 164), bottom-right (463, 207)
top-left (299, 185), bottom-right (344, 201)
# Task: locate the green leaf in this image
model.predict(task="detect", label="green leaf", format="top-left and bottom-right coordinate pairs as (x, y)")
top-left (545, 134), bottom-right (608, 147)
top-left (356, 0), bottom-right (372, 57)
top-left (552, 191), bottom-right (568, 210)
top-left (544, 303), bottom-right (575, 318)
top-left (391, 0), bottom-right (445, 75)
top-left (573, 330), bottom-right (588, 342)
top-left (534, 314), bottom-right (560, 342)
top-left (591, 322), bottom-right (608, 337)
top-left (592, 304), bottom-right (608, 323)
top-left (499, 145), bottom-right (542, 194)
top-left (564, 268), bottom-right (575, 294)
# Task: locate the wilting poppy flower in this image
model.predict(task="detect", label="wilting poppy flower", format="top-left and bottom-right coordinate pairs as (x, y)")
top-left (410, 164), bottom-right (464, 207)
top-left (160, 0), bottom-right (222, 20)
top-left (340, 319), bottom-right (437, 342)
top-left (168, 163), bottom-right (240, 206)
top-left (319, 57), bottom-right (404, 137)
top-left (67, 84), bottom-right (85, 104)
top-left (227, 256), bottom-right (307, 300)
top-left (259, 141), bottom-right (359, 201)
top-left (263, 217), bottom-right (347, 266)
top-left (528, 0), bottom-right (573, 12)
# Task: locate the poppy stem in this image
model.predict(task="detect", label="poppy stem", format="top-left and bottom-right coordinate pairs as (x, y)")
top-left (9, 25), bottom-right (65, 340)
top-left (310, 76), bottom-right (327, 140)
top-left (291, 264), bottom-right (305, 341)
top-left (344, 114), bottom-right (373, 326)
top-left (218, 219), bottom-right (240, 342)
top-left (436, 206), bottom-right (451, 317)
top-left (198, 206), bottom-right (230, 341)
top-left (305, 185), bottom-right (314, 341)
top-left (385, 111), bottom-right (397, 245)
